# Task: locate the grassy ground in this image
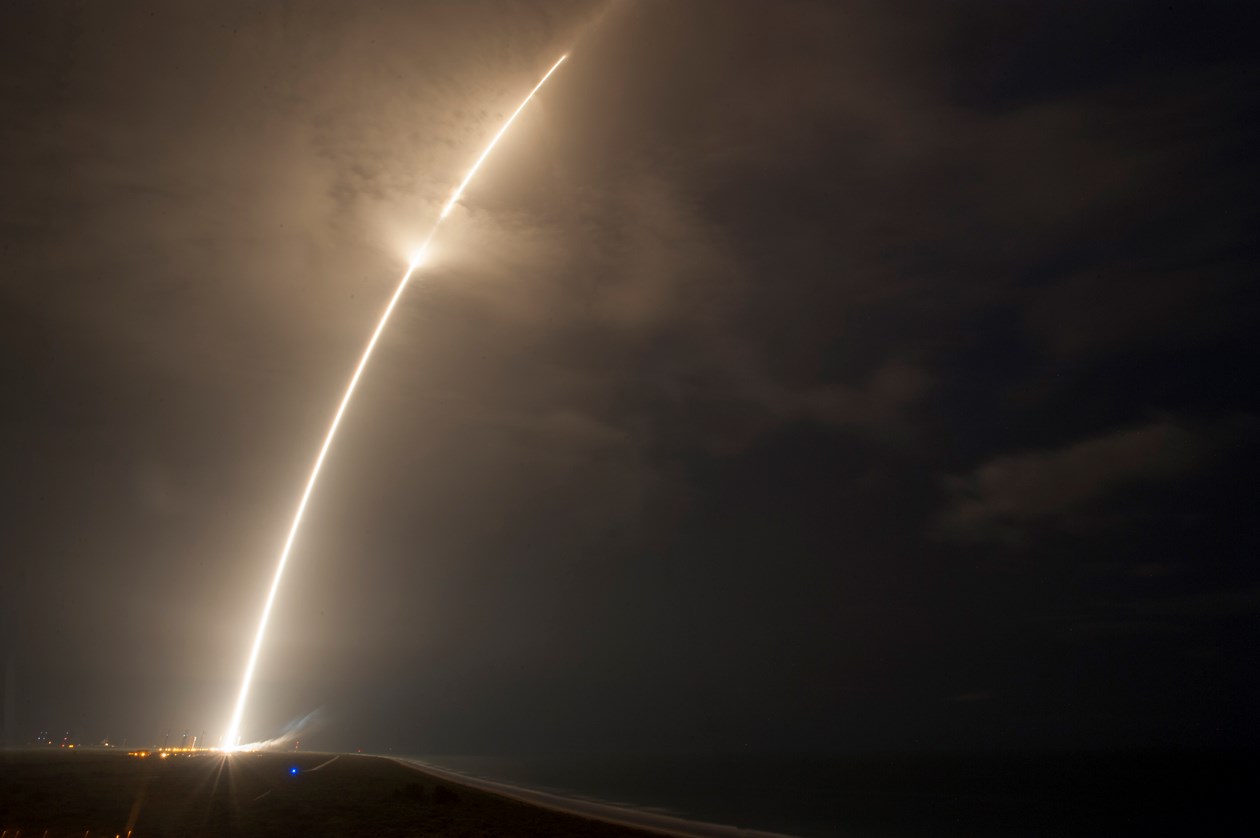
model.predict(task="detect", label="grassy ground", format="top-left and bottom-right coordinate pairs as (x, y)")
top-left (0, 749), bottom-right (658, 837)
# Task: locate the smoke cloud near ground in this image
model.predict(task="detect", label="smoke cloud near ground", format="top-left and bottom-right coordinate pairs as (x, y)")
top-left (239, 708), bottom-right (327, 752)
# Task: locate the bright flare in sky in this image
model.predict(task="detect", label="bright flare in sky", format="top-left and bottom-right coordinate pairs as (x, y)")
top-left (223, 54), bottom-right (568, 752)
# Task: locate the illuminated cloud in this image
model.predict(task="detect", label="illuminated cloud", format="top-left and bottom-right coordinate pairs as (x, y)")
top-left (937, 420), bottom-right (1207, 543)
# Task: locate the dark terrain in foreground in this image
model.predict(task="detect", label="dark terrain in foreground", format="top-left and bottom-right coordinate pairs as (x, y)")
top-left (0, 749), bottom-right (657, 837)
top-left (2, 748), bottom-right (1257, 837)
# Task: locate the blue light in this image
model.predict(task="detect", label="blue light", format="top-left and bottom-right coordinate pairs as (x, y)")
top-left (289, 766), bottom-right (299, 776)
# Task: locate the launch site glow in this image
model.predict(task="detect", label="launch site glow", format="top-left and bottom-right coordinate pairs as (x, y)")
top-left (223, 54), bottom-right (569, 752)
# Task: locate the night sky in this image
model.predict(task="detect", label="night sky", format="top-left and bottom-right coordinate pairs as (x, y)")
top-left (3, 1), bottom-right (1258, 756)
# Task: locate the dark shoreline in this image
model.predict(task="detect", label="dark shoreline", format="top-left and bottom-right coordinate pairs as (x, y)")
top-left (393, 755), bottom-right (790, 837)
top-left (400, 749), bottom-right (1260, 838)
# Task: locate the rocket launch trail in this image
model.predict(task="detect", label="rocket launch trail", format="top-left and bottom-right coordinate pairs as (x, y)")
top-left (223, 54), bottom-right (569, 751)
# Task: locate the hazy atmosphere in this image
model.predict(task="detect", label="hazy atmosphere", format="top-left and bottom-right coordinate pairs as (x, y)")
top-left (4, 0), bottom-right (1258, 763)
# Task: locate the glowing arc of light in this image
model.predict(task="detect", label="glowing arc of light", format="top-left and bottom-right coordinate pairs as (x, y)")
top-left (440, 55), bottom-right (567, 219)
top-left (224, 53), bottom-right (568, 751)
top-left (223, 251), bottom-right (421, 751)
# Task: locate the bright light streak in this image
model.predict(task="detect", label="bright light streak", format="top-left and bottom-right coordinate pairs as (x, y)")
top-left (223, 260), bottom-right (417, 751)
top-left (224, 54), bottom-right (569, 751)
top-left (440, 55), bottom-right (567, 220)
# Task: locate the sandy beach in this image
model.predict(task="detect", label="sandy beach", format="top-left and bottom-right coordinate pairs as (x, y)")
top-left (394, 756), bottom-right (791, 838)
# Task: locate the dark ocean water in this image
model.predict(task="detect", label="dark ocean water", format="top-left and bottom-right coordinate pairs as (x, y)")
top-left (414, 751), bottom-right (1256, 837)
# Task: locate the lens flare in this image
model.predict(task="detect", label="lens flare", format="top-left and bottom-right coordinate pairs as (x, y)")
top-left (408, 242), bottom-right (430, 270)
top-left (223, 54), bottom-right (569, 751)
